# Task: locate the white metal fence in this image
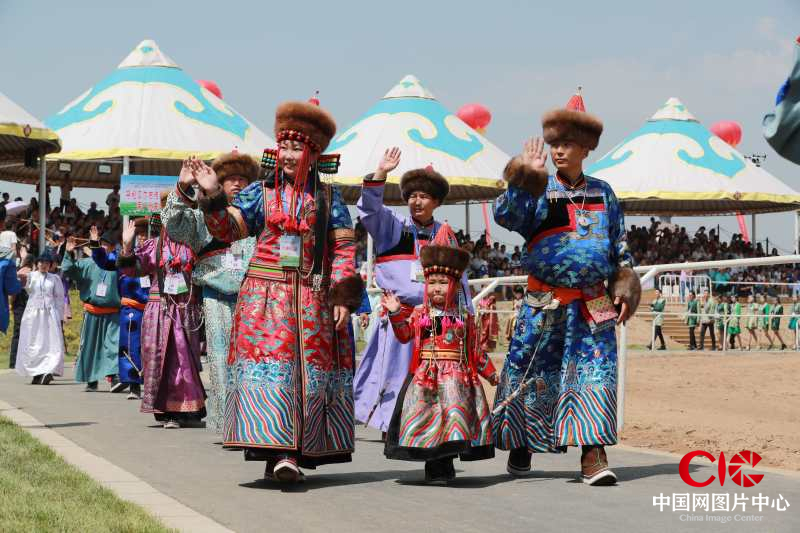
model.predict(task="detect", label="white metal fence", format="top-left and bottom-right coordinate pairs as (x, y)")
top-left (362, 254), bottom-right (800, 433)
top-left (657, 273), bottom-right (711, 303)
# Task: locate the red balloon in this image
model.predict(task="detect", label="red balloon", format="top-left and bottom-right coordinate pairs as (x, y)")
top-left (457, 103), bottom-right (492, 131)
top-left (197, 79), bottom-right (223, 100)
top-left (710, 120), bottom-right (742, 148)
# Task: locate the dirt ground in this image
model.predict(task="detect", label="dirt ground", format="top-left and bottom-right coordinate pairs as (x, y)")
top-left (621, 350), bottom-right (800, 471)
top-left (484, 306), bottom-right (800, 471)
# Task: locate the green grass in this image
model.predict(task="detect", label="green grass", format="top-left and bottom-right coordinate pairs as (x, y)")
top-left (1, 290), bottom-right (84, 369)
top-left (0, 416), bottom-right (174, 533)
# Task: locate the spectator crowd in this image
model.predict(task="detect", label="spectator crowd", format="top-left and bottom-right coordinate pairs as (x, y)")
top-left (354, 216), bottom-right (799, 300)
top-left (5, 192), bottom-right (796, 301)
top-left (0, 182), bottom-right (122, 257)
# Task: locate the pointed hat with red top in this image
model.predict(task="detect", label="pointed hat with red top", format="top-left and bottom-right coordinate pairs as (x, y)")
top-left (419, 222), bottom-right (470, 278)
top-left (542, 86), bottom-right (603, 150)
top-left (565, 86), bottom-right (586, 112)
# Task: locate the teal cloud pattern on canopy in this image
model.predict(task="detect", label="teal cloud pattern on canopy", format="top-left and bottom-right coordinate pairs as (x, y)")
top-left (327, 98), bottom-right (484, 161)
top-left (588, 120), bottom-right (746, 178)
top-left (46, 67), bottom-right (250, 139)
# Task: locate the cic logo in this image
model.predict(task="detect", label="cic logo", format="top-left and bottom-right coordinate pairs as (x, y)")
top-left (679, 450), bottom-right (764, 488)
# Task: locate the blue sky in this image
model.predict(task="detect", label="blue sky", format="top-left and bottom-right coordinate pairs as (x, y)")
top-left (1, 0), bottom-right (798, 249)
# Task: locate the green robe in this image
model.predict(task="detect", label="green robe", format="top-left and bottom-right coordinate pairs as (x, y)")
top-left (651, 297), bottom-right (666, 326)
top-left (728, 302), bottom-right (742, 335)
top-left (61, 253), bottom-right (121, 383)
top-left (760, 303), bottom-right (772, 330)
top-left (715, 302), bottom-right (729, 329)
top-left (789, 303), bottom-right (800, 330)
top-left (747, 303), bottom-right (759, 329)
top-left (686, 300), bottom-right (699, 327)
top-left (770, 303), bottom-right (784, 331)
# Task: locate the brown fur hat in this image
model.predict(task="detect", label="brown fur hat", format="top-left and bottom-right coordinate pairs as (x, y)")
top-left (212, 151), bottom-right (260, 183)
top-left (400, 167), bottom-right (449, 203)
top-left (542, 108), bottom-right (603, 150)
top-left (420, 245), bottom-right (470, 278)
top-left (274, 101), bottom-right (337, 152)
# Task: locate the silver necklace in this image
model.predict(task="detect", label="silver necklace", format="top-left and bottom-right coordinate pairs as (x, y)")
top-left (560, 175), bottom-right (590, 228)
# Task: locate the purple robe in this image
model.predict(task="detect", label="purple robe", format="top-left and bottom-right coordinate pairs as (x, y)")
top-left (123, 236), bottom-right (205, 420)
top-left (353, 179), bottom-right (471, 431)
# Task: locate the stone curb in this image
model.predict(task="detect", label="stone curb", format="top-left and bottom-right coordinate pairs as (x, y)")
top-left (0, 399), bottom-right (234, 533)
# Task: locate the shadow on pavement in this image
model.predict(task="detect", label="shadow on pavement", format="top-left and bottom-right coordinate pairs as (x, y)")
top-left (355, 437), bottom-right (386, 444)
top-left (45, 421), bottom-right (97, 429)
top-left (396, 473), bottom-right (511, 489)
top-left (239, 469), bottom-right (419, 492)
top-left (517, 462), bottom-right (694, 483)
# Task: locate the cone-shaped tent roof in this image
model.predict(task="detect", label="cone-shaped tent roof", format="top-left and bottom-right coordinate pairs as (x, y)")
top-left (0, 39), bottom-right (273, 188)
top-left (327, 75), bottom-right (508, 205)
top-left (0, 91), bottom-right (60, 162)
top-left (587, 97), bottom-right (800, 215)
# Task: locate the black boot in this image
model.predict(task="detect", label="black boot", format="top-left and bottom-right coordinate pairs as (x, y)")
top-left (424, 458), bottom-right (449, 485)
top-left (127, 383), bottom-right (141, 400)
top-left (444, 456), bottom-right (456, 481)
top-left (110, 375), bottom-right (128, 393)
top-left (507, 447), bottom-right (533, 477)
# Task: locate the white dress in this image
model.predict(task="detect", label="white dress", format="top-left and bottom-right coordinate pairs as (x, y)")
top-left (15, 271), bottom-right (66, 377)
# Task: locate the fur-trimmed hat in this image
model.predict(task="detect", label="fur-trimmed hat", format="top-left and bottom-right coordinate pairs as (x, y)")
top-left (542, 108), bottom-right (603, 150)
top-left (419, 222), bottom-right (469, 278)
top-left (212, 151), bottom-right (260, 183)
top-left (400, 166), bottom-right (449, 203)
top-left (274, 101), bottom-right (337, 153)
top-left (542, 89), bottom-right (603, 150)
top-left (420, 245), bottom-right (470, 279)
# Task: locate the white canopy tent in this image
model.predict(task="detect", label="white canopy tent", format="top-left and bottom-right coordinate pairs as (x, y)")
top-left (326, 75), bottom-right (511, 288)
top-left (0, 91), bottom-right (61, 162)
top-left (587, 97), bottom-right (800, 251)
top-left (587, 97), bottom-right (800, 216)
top-left (327, 75), bottom-right (509, 205)
top-left (0, 91), bottom-right (61, 252)
top-left (0, 39), bottom-right (275, 189)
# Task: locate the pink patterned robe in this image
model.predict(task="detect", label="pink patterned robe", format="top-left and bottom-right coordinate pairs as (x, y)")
top-left (120, 234), bottom-right (205, 420)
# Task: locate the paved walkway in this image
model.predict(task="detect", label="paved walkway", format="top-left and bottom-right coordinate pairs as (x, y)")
top-left (1, 367), bottom-right (798, 533)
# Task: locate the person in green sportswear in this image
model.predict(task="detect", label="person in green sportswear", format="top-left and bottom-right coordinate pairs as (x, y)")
top-left (788, 295), bottom-right (800, 349)
top-left (769, 295), bottom-right (787, 350)
top-left (649, 289), bottom-right (667, 350)
top-left (759, 294), bottom-right (772, 349)
top-left (698, 291), bottom-right (717, 351)
top-left (685, 291), bottom-right (699, 350)
top-left (745, 294), bottom-right (759, 350)
top-left (727, 295), bottom-right (742, 350)
top-left (715, 296), bottom-right (729, 350)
